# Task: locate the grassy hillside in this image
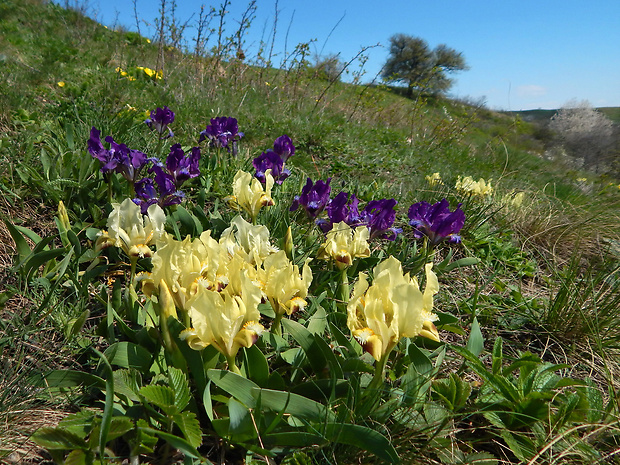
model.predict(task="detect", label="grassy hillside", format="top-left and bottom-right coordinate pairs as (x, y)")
top-left (1, 1), bottom-right (620, 464)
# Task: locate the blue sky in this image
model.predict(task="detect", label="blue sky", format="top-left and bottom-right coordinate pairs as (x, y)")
top-left (87, 0), bottom-right (620, 111)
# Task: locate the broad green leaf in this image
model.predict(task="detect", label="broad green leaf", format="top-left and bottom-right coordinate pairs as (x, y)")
top-left (13, 223), bottom-right (44, 245)
top-left (40, 370), bottom-right (105, 390)
top-left (282, 319), bottom-right (327, 375)
top-left (172, 411), bottom-right (203, 448)
top-left (408, 344), bottom-right (433, 376)
top-left (307, 305), bottom-right (327, 335)
top-left (168, 367), bottom-right (191, 411)
top-left (251, 388), bottom-right (336, 423)
top-left (207, 369), bottom-right (259, 407)
top-left (103, 341), bottom-right (153, 372)
top-left (228, 397), bottom-right (251, 433)
top-left (173, 205), bottom-right (202, 236)
top-left (465, 317), bottom-right (484, 357)
top-left (90, 416), bottom-right (134, 447)
top-left (169, 318), bottom-right (209, 394)
top-left (31, 427), bottom-right (88, 450)
top-left (292, 379), bottom-right (351, 402)
top-left (113, 369), bottom-right (142, 402)
top-left (264, 432), bottom-right (326, 448)
top-left (242, 344), bottom-right (269, 387)
top-left (64, 448), bottom-right (90, 465)
top-left (328, 321), bottom-right (360, 356)
top-left (140, 385), bottom-right (177, 414)
top-left (324, 423), bottom-right (399, 463)
top-left (58, 411), bottom-right (96, 438)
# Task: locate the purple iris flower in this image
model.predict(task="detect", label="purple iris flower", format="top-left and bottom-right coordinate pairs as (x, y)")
top-left (150, 144), bottom-right (201, 189)
top-left (327, 191), bottom-right (361, 225)
top-left (199, 116), bottom-right (244, 155)
top-left (360, 198), bottom-right (402, 241)
top-left (88, 127), bottom-right (149, 182)
top-left (290, 178), bottom-right (331, 219)
top-left (88, 127), bottom-right (118, 174)
top-left (272, 135), bottom-right (295, 163)
top-left (315, 191), bottom-right (362, 232)
top-left (253, 150), bottom-right (290, 184)
top-left (407, 199), bottom-right (465, 246)
top-left (134, 172), bottom-right (185, 214)
top-left (145, 106), bottom-right (175, 139)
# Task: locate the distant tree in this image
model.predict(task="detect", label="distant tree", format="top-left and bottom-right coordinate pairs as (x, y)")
top-left (549, 100), bottom-right (614, 172)
top-left (311, 53), bottom-right (345, 82)
top-left (382, 34), bottom-right (468, 97)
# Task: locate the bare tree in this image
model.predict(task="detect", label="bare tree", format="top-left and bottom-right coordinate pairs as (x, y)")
top-left (550, 100), bottom-right (614, 172)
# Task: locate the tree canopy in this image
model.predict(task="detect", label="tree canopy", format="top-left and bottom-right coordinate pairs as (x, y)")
top-left (382, 34), bottom-right (468, 97)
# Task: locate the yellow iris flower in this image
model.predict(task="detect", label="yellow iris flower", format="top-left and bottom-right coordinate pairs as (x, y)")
top-left (181, 271), bottom-right (264, 360)
top-left (347, 256), bottom-right (439, 361)
top-left (100, 198), bottom-right (165, 258)
top-left (317, 221), bottom-right (370, 270)
top-left (227, 170), bottom-right (275, 222)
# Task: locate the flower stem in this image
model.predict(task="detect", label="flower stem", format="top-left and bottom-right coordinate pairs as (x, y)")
top-left (226, 355), bottom-right (241, 375)
top-left (338, 268), bottom-right (350, 312)
top-left (271, 312), bottom-right (283, 336)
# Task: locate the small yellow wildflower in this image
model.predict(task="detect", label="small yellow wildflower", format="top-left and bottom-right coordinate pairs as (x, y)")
top-left (455, 176), bottom-right (493, 197)
top-left (57, 81), bottom-right (65, 87)
top-left (425, 172), bottom-right (442, 186)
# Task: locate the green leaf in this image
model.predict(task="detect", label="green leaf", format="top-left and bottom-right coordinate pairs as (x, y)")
top-left (103, 341), bottom-right (153, 372)
top-left (106, 416), bottom-right (134, 442)
top-left (227, 397), bottom-right (251, 433)
top-left (207, 369), bottom-right (260, 407)
top-left (3, 218), bottom-right (32, 263)
top-left (282, 319), bottom-right (328, 375)
top-left (242, 344), bottom-right (270, 387)
top-left (264, 432), bottom-right (326, 448)
top-left (21, 245), bottom-right (65, 280)
top-left (455, 348), bottom-right (521, 403)
top-left (252, 388), bottom-right (336, 423)
top-left (324, 423), bottom-right (399, 463)
top-left (465, 317), bottom-right (484, 357)
top-left (139, 427), bottom-right (202, 459)
top-left (64, 448), bottom-right (90, 465)
top-left (172, 411), bottom-right (203, 448)
top-left (307, 305), bottom-right (327, 334)
top-left (491, 337), bottom-right (503, 375)
top-left (168, 318), bottom-right (209, 394)
top-left (39, 370), bottom-right (105, 390)
top-left (92, 347), bottom-right (114, 463)
top-left (442, 257), bottom-right (480, 272)
top-left (58, 411), bottom-right (96, 438)
top-left (140, 385), bottom-right (177, 414)
top-left (168, 367), bottom-right (191, 411)
top-left (172, 205), bottom-right (202, 236)
top-left (203, 381), bottom-right (214, 421)
top-left (31, 427), bottom-right (88, 450)
top-left (66, 309), bottom-right (90, 340)
top-left (113, 369), bottom-right (142, 402)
